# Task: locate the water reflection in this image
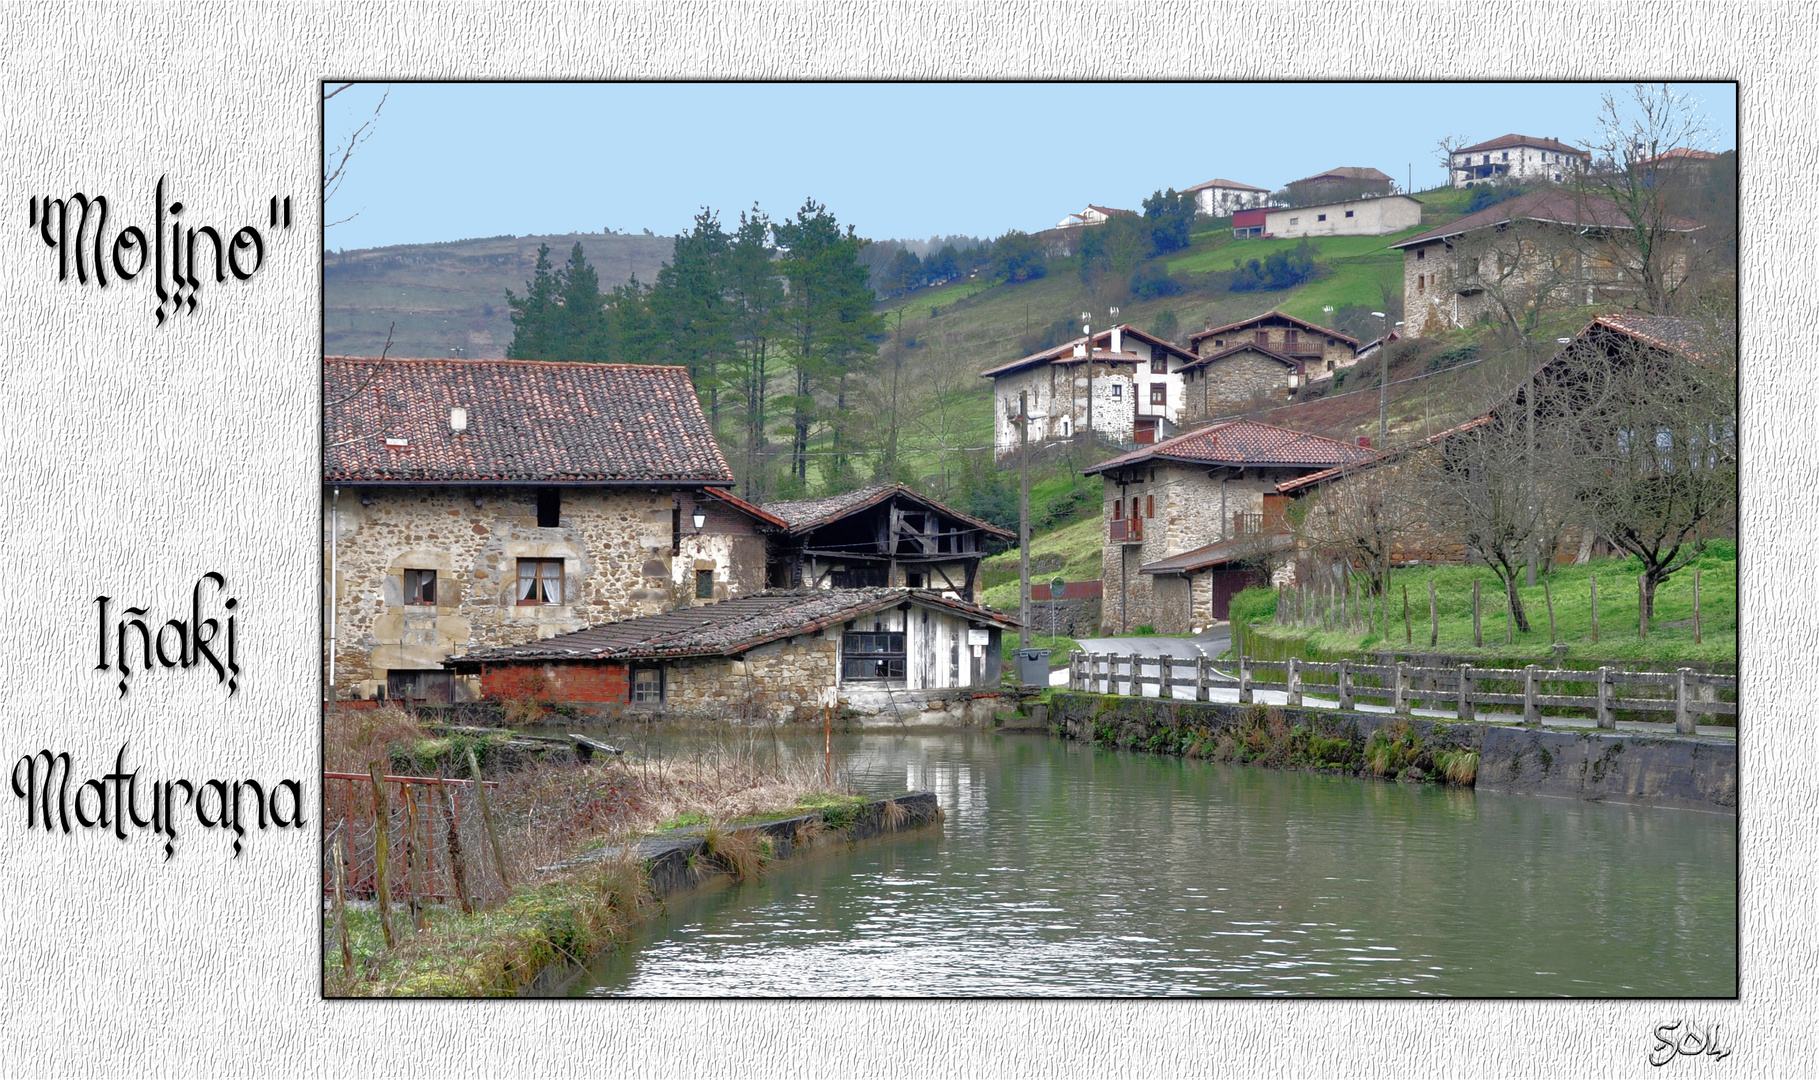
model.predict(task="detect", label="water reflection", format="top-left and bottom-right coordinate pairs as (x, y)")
top-left (572, 727), bottom-right (1735, 997)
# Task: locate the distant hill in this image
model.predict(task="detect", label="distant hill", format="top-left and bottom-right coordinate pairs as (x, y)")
top-left (324, 232), bottom-right (677, 358)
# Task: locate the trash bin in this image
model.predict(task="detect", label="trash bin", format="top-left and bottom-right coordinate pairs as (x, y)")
top-left (1016, 648), bottom-right (1052, 686)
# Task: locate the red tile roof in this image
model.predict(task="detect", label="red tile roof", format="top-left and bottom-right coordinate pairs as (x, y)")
top-left (1188, 311), bottom-right (1359, 350)
top-left (704, 487), bottom-right (789, 529)
top-left (761, 483), bottom-right (1015, 540)
top-left (1084, 420), bottom-right (1374, 475)
top-left (1391, 189), bottom-right (1702, 249)
top-left (446, 588), bottom-right (1017, 663)
top-left (1456, 133), bottom-right (1586, 155)
top-left (1273, 415), bottom-right (1494, 493)
top-left (324, 357), bottom-right (733, 485)
top-left (979, 324), bottom-right (1198, 379)
top-left (1637, 148), bottom-right (1719, 165)
top-left (1591, 313), bottom-right (1711, 358)
top-left (1293, 166), bottom-right (1393, 184)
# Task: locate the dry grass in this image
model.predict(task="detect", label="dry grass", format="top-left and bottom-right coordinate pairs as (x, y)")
top-left (698, 821), bottom-right (769, 882)
top-left (323, 705), bottom-right (427, 773)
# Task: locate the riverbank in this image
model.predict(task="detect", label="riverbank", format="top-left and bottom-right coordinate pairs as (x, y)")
top-left (1049, 692), bottom-right (1736, 813)
top-left (327, 792), bottom-right (939, 997)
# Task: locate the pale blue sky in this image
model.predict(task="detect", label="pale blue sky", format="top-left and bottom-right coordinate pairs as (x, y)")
top-left (324, 82), bottom-right (1736, 250)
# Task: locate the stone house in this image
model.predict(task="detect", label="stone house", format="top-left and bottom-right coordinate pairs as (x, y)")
top-left (445, 588), bottom-right (1018, 725)
top-left (1280, 166), bottom-right (1395, 203)
top-left (1187, 311), bottom-right (1359, 380)
top-left (760, 483), bottom-right (1014, 601)
top-left (1180, 178), bottom-right (1271, 219)
top-left (1392, 190), bottom-right (1701, 339)
top-left (323, 357), bottom-right (780, 703)
top-left (982, 324), bottom-right (1202, 461)
top-left (1263, 194), bottom-right (1422, 240)
top-left (1176, 341), bottom-right (1312, 424)
top-left (1085, 420), bottom-right (1374, 633)
top-left (1448, 134), bottom-right (1588, 188)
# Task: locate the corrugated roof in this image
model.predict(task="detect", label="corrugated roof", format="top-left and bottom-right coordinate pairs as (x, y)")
top-left (979, 324), bottom-right (1199, 379)
top-left (1084, 420), bottom-right (1374, 475)
top-left (1455, 133), bottom-right (1586, 155)
top-left (1390, 189), bottom-right (1702, 250)
top-left (761, 483), bottom-right (1015, 540)
top-left (1188, 311), bottom-right (1359, 350)
top-left (324, 357), bottom-right (733, 485)
top-left (446, 588), bottom-right (1017, 664)
top-left (1141, 532), bottom-right (1294, 575)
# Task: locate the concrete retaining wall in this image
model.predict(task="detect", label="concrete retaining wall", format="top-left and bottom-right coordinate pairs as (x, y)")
top-left (1050, 692), bottom-right (1735, 814)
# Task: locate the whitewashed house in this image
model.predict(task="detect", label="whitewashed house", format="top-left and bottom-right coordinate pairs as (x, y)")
top-left (1264, 194), bottom-right (1423, 239)
top-left (1449, 134), bottom-right (1589, 188)
top-left (981, 324), bottom-right (1201, 463)
top-left (1180, 178), bottom-right (1271, 218)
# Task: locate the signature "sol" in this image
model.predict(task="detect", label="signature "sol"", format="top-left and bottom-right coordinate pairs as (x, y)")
top-left (1650, 1020), bottom-right (1733, 1066)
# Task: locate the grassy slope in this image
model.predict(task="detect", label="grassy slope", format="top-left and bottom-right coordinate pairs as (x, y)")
top-left (1234, 542), bottom-right (1737, 663)
top-left (977, 512), bottom-right (1105, 610)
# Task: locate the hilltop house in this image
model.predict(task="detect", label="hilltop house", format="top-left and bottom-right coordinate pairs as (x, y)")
top-left (1085, 420), bottom-right (1374, 632)
top-left (323, 357), bottom-right (781, 703)
top-left (982, 324), bottom-right (1202, 462)
top-left (1264, 194), bottom-right (1422, 240)
top-left (446, 587), bottom-right (1017, 725)
top-left (1281, 167), bottom-right (1395, 203)
top-left (1181, 178), bottom-right (1271, 219)
top-left (1448, 134), bottom-right (1588, 188)
top-left (1391, 190), bottom-right (1701, 338)
top-left (1057, 204), bottom-right (1138, 229)
top-left (759, 483), bottom-right (1015, 601)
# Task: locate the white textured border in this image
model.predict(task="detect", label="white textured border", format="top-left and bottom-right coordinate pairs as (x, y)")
top-left (0, 3), bottom-right (1799, 1076)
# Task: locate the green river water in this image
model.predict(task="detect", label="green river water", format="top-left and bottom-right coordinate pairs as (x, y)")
top-left (570, 729), bottom-right (1736, 997)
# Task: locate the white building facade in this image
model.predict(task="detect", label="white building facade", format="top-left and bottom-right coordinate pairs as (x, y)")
top-left (982, 325), bottom-right (1201, 464)
top-left (1449, 134), bottom-right (1589, 188)
top-left (1182, 179), bottom-right (1271, 219)
top-left (1263, 195), bottom-right (1423, 239)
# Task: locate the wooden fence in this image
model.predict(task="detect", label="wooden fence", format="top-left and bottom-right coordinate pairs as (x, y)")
top-left (1066, 651), bottom-right (1737, 734)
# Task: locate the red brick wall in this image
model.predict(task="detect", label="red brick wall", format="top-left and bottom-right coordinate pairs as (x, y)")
top-left (480, 661), bottom-right (629, 703)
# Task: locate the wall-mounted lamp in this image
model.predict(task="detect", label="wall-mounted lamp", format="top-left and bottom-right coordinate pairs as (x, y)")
top-left (691, 504), bottom-right (706, 531)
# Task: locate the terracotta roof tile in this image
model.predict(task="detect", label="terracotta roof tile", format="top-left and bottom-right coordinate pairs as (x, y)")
top-left (1391, 190), bottom-right (1701, 249)
top-left (979, 324), bottom-right (1198, 379)
top-left (1141, 532), bottom-right (1294, 575)
top-left (1084, 420), bottom-right (1374, 475)
top-left (323, 357), bottom-right (733, 485)
top-left (446, 588), bottom-right (1017, 663)
top-left (1188, 311), bottom-right (1359, 350)
top-left (1456, 133), bottom-right (1586, 155)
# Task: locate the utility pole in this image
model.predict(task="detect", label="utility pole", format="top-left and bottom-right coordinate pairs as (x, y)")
top-left (1371, 311), bottom-right (1391, 448)
top-left (1018, 390), bottom-right (1032, 648)
top-left (1526, 340), bottom-right (1537, 587)
top-left (1082, 313), bottom-right (1094, 448)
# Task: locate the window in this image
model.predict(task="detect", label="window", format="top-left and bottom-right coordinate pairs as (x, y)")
top-left (1289, 217), bottom-right (1299, 226)
top-left (906, 572), bottom-right (924, 589)
top-left (695, 569), bottom-right (714, 599)
top-left (1214, 338), bottom-right (1225, 347)
top-left (1345, 210), bottom-right (1354, 218)
top-left (670, 507), bottom-right (681, 555)
top-left (1150, 357), bottom-right (1167, 374)
top-left (1416, 248), bottom-right (1425, 261)
top-left (1317, 214), bottom-right (1327, 222)
top-left (536, 489), bottom-right (560, 528)
top-left (1111, 383), bottom-right (1123, 399)
top-left (386, 669), bottom-right (452, 703)
top-left (632, 667), bottom-right (664, 704)
top-left (403, 568), bottom-right (436, 606)
top-left (1149, 383), bottom-right (1166, 406)
top-left (842, 632), bottom-right (905, 681)
top-left (1145, 494), bottom-right (1154, 518)
top-left (1326, 360), bottom-right (1335, 372)
top-left (1112, 499), bottom-right (1123, 520)
top-left (1417, 274), bottom-right (1425, 293)
top-left (516, 558), bottom-right (563, 605)
top-left (1501, 151), bottom-right (1509, 161)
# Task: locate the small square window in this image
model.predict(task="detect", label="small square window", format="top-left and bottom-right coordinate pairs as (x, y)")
top-left (1345, 210), bottom-right (1354, 218)
top-left (1416, 248), bottom-right (1426, 261)
top-left (1149, 357), bottom-right (1167, 374)
top-left (1149, 383), bottom-right (1166, 406)
top-left (1317, 214), bottom-right (1326, 222)
top-left (403, 568), bottom-right (436, 606)
top-left (536, 489), bottom-right (560, 528)
top-left (695, 569), bottom-right (714, 599)
top-left (1111, 384), bottom-right (1123, 399)
top-left (906, 572), bottom-right (924, 589)
top-left (517, 558), bottom-right (563, 605)
top-left (1289, 217), bottom-right (1299, 226)
top-left (632, 667), bottom-right (664, 703)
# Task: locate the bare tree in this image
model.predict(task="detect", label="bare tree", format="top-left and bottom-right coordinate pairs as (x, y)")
top-left (324, 83), bottom-right (389, 230)
top-left (1576, 83), bottom-right (1714, 314)
top-left (1434, 134), bottom-right (1472, 188)
top-left (1543, 312), bottom-right (1736, 619)
top-left (1292, 458), bottom-right (1423, 606)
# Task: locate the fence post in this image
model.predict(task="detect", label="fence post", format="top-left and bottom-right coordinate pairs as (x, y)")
top-left (1472, 580), bottom-right (1482, 647)
top-left (1239, 652), bottom-right (1253, 704)
top-left (1523, 664), bottom-right (1540, 726)
top-left (1458, 663), bottom-right (1475, 721)
top-left (366, 761), bottom-right (397, 950)
top-left (1287, 657), bottom-right (1302, 708)
top-left (468, 748), bottom-right (512, 891)
top-left (1129, 652), bottom-right (1142, 697)
top-left (1396, 661), bottom-right (1411, 714)
top-left (333, 833), bottom-right (353, 980)
top-left (1675, 667), bottom-right (1694, 734)
top-left (443, 786), bottom-right (475, 915)
top-left (1596, 666), bottom-right (1614, 729)
top-left (1192, 656), bottom-right (1205, 701)
top-left (403, 785), bottom-right (426, 931)
top-left (1161, 654), bottom-right (1174, 701)
top-left (1338, 658), bottom-right (1354, 710)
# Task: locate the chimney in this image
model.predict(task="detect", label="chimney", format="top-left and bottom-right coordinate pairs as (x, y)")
top-left (1110, 326), bottom-right (1122, 353)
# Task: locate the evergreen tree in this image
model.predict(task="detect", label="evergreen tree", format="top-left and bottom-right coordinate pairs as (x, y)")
top-left (649, 208), bottom-right (735, 423)
top-left (553, 242), bottom-right (605, 361)
top-left (723, 206), bottom-right (783, 502)
top-left (504, 243), bottom-right (560, 360)
top-left (1142, 188), bottom-right (1195, 255)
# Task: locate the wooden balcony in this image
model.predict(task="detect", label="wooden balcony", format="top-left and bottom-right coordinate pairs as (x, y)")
top-left (1109, 519), bottom-right (1144, 544)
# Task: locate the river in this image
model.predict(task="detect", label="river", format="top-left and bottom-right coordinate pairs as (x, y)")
top-left (570, 728), bottom-right (1736, 997)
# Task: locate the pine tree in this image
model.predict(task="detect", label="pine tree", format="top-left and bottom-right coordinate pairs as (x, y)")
top-left (649, 209), bottom-right (735, 424)
top-left (724, 206), bottom-right (783, 502)
top-left (504, 244), bottom-right (560, 360)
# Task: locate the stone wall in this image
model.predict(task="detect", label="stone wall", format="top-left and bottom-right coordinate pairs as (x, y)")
top-left (324, 484), bottom-right (767, 699)
top-left (1181, 351), bottom-right (1297, 424)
